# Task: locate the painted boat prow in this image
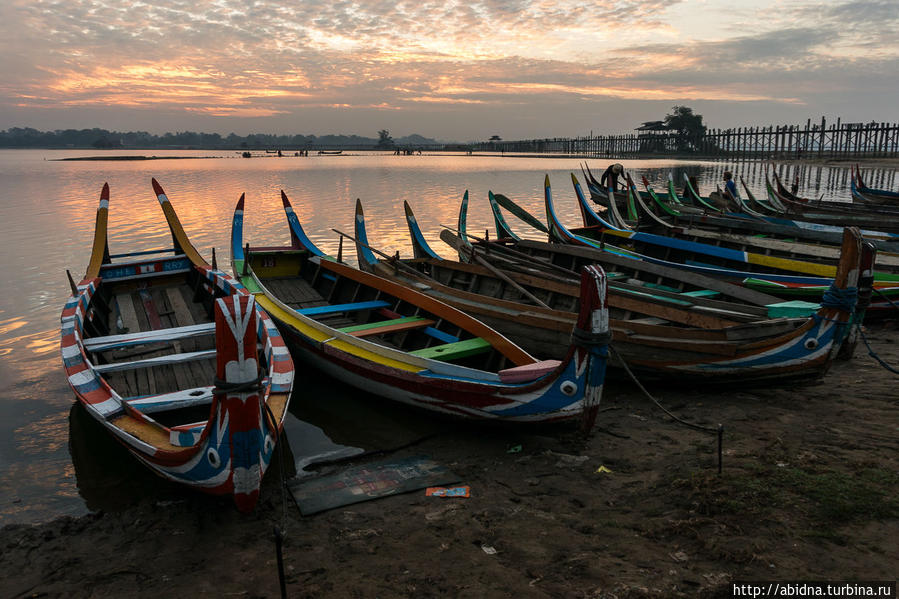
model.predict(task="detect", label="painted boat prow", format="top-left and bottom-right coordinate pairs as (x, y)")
top-left (85, 182), bottom-right (111, 278)
top-left (490, 191), bottom-right (550, 234)
top-left (572, 173), bottom-right (612, 229)
top-left (404, 200), bottom-right (443, 260)
top-left (151, 178), bottom-right (208, 267)
top-left (230, 193), bottom-right (247, 266)
top-left (280, 190), bottom-right (326, 257)
top-left (488, 191), bottom-right (521, 241)
top-left (354, 199), bottom-right (380, 268)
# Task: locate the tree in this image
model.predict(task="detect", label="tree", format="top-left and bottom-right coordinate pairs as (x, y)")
top-left (376, 129), bottom-right (394, 149)
top-left (664, 106), bottom-right (706, 152)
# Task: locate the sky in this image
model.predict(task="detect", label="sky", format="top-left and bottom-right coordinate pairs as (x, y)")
top-left (0, 0), bottom-right (897, 142)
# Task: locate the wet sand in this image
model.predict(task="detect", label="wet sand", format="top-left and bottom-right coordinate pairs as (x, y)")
top-left (1, 322), bottom-right (897, 598)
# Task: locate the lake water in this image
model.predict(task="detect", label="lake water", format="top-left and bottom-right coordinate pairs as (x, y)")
top-left (0, 149), bottom-right (893, 525)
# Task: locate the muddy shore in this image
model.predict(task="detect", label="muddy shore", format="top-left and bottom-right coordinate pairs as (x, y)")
top-left (1, 322), bottom-right (897, 598)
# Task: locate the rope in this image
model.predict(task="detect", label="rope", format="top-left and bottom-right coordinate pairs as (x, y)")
top-left (264, 401), bottom-right (290, 599)
top-left (611, 346), bottom-right (719, 434)
top-left (857, 326), bottom-right (899, 376)
top-left (820, 285), bottom-right (858, 312)
top-left (571, 327), bottom-right (613, 347)
top-left (873, 287), bottom-right (899, 312)
top-left (212, 373), bottom-right (264, 395)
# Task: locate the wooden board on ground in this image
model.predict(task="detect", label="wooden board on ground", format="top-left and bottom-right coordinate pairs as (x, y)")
top-left (287, 455), bottom-right (459, 515)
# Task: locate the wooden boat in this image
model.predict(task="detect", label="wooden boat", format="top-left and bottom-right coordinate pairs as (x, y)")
top-left (853, 164), bottom-right (899, 203)
top-left (587, 169), bottom-right (899, 251)
top-left (767, 170), bottom-right (899, 233)
top-left (489, 176), bottom-right (898, 317)
top-left (582, 176), bottom-right (899, 272)
top-left (61, 180), bottom-right (294, 512)
top-left (229, 191), bottom-right (611, 427)
top-left (348, 196), bottom-right (869, 385)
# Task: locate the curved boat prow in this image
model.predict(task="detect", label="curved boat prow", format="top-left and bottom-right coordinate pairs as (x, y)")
top-left (490, 191), bottom-right (550, 235)
top-left (571, 173), bottom-right (621, 230)
top-left (628, 174), bottom-right (674, 228)
top-left (151, 178), bottom-right (209, 267)
top-left (544, 175), bottom-right (603, 248)
top-left (488, 191), bottom-right (521, 241)
top-left (404, 201), bottom-right (442, 260)
top-left (230, 193), bottom-right (248, 271)
top-left (280, 190), bottom-right (325, 257)
top-left (666, 174), bottom-right (685, 205)
top-left (354, 199), bottom-right (380, 269)
top-left (543, 175), bottom-right (565, 243)
top-left (681, 173), bottom-right (721, 213)
top-left (455, 190), bottom-right (474, 260)
top-left (85, 183), bottom-right (111, 278)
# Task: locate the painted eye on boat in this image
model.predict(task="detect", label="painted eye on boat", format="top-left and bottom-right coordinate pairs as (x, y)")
top-left (560, 380), bottom-right (578, 396)
top-left (804, 338), bottom-right (819, 350)
top-left (207, 448), bottom-right (221, 468)
top-left (264, 435), bottom-right (275, 454)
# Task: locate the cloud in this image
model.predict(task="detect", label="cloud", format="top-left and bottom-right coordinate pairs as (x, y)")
top-left (0, 0), bottom-right (896, 138)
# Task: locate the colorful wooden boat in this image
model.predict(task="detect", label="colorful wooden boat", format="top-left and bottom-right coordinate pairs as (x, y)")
top-left (230, 192), bottom-right (610, 427)
top-left (852, 164), bottom-right (899, 203)
top-left (350, 196), bottom-right (868, 385)
top-left (488, 176), bottom-right (897, 317)
top-left (60, 180), bottom-right (294, 512)
top-left (767, 170), bottom-right (899, 232)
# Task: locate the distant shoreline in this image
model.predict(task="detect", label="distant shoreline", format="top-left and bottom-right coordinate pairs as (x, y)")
top-left (54, 155), bottom-right (219, 161)
top-left (44, 153), bottom-right (899, 168)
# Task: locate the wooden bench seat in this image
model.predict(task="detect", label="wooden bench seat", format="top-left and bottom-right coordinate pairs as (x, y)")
top-left (409, 337), bottom-right (492, 361)
top-left (296, 300), bottom-right (391, 317)
top-left (84, 322), bottom-right (216, 353)
top-left (377, 308), bottom-right (459, 343)
top-left (93, 349), bottom-right (217, 374)
top-left (125, 386), bottom-right (214, 414)
top-left (338, 316), bottom-right (436, 338)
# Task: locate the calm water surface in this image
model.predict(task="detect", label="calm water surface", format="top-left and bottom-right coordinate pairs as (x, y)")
top-left (0, 149), bottom-right (892, 525)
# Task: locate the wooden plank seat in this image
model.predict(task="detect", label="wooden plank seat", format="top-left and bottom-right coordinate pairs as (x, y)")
top-left (409, 337), bottom-right (492, 361)
top-left (377, 308), bottom-right (460, 344)
top-left (84, 322), bottom-right (216, 353)
top-left (338, 316), bottom-right (436, 338)
top-left (296, 300), bottom-right (391, 317)
top-left (125, 386), bottom-right (215, 414)
top-left (93, 349), bottom-right (217, 374)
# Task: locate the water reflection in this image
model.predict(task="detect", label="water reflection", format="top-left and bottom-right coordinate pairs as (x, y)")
top-left (0, 149), bottom-right (895, 525)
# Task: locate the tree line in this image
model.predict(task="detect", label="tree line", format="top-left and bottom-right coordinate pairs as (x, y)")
top-left (0, 127), bottom-right (438, 149)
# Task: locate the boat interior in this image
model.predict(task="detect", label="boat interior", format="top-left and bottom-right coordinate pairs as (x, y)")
top-left (246, 248), bottom-right (516, 373)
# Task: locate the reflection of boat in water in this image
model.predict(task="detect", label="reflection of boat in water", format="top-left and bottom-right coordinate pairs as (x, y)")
top-left (68, 402), bottom-right (176, 512)
top-left (69, 401), bottom-right (298, 512)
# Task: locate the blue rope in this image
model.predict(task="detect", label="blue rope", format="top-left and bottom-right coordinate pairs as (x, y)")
top-left (820, 285), bottom-right (858, 312)
top-left (858, 325), bottom-right (899, 376)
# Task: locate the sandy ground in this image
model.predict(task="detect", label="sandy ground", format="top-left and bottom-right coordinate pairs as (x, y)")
top-left (1, 321), bottom-right (897, 599)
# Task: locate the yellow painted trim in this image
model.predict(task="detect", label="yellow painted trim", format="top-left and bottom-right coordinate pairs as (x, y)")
top-left (746, 253), bottom-right (836, 277)
top-left (85, 204), bottom-right (108, 278)
top-left (253, 294), bottom-right (426, 374)
top-left (159, 201), bottom-right (208, 267)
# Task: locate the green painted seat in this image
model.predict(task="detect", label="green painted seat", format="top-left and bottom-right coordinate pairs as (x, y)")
top-left (409, 337), bottom-right (492, 361)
